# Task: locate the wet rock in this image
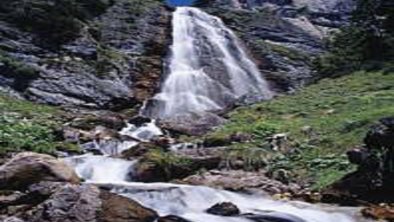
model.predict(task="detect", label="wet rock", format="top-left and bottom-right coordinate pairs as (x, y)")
top-left (99, 189), bottom-right (158, 222)
top-left (158, 215), bottom-right (192, 222)
top-left (182, 170), bottom-right (301, 195)
top-left (0, 152), bottom-right (80, 190)
top-left (134, 154), bottom-right (221, 182)
top-left (206, 202), bottom-right (240, 216)
top-left (160, 112), bottom-right (227, 136)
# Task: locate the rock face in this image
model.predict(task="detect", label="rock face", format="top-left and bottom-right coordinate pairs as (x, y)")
top-left (0, 152), bottom-right (80, 190)
top-left (323, 117), bottom-right (394, 204)
top-left (198, 0), bottom-right (354, 90)
top-left (0, 0), bottom-right (171, 110)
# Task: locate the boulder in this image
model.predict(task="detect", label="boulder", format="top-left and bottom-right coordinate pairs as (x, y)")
top-left (0, 152), bottom-right (80, 190)
top-left (322, 117), bottom-right (394, 204)
top-left (21, 183), bottom-right (158, 222)
top-left (99, 189), bottom-right (158, 222)
top-left (206, 202), bottom-right (240, 216)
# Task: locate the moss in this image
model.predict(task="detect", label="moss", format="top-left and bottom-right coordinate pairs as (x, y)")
top-left (207, 71), bottom-right (394, 189)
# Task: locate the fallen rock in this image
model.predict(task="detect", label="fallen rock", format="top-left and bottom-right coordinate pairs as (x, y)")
top-left (206, 202), bottom-right (240, 216)
top-left (0, 152), bottom-right (80, 190)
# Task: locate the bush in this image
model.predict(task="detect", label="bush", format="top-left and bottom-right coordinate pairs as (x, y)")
top-left (0, 115), bottom-right (55, 154)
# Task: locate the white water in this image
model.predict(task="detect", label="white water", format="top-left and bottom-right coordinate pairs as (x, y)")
top-left (143, 7), bottom-right (274, 119)
top-left (63, 7), bottom-right (366, 222)
top-left (64, 154), bottom-right (365, 222)
top-left (64, 154), bottom-right (137, 183)
top-left (119, 120), bottom-right (163, 142)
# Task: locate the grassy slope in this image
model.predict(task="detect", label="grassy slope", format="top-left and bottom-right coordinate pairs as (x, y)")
top-left (206, 71), bottom-right (394, 189)
top-left (0, 94), bottom-right (72, 154)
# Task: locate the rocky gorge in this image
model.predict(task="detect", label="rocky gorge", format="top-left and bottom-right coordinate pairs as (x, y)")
top-left (0, 0), bottom-right (393, 221)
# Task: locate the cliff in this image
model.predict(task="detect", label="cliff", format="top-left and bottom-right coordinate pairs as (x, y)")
top-left (197, 0), bottom-right (354, 90)
top-left (0, 0), bottom-right (172, 110)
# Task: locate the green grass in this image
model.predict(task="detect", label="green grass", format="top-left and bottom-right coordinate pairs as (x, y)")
top-left (207, 71), bottom-right (394, 190)
top-left (0, 94), bottom-right (73, 154)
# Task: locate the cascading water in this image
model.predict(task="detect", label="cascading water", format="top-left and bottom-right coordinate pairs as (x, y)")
top-left (142, 7), bottom-right (274, 119)
top-left (63, 6), bottom-right (368, 222)
top-left (64, 158), bottom-right (366, 222)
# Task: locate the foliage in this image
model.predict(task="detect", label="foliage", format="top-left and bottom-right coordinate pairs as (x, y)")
top-left (0, 94), bottom-right (67, 154)
top-left (207, 71), bottom-right (394, 189)
top-left (0, 115), bottom-right (55, 153)
top-left (315, 0), bottom-right (394, 76)
top-left (144, 149), bottom-right (193, 179)
top-left (0, 0), bottom-right (114, 46)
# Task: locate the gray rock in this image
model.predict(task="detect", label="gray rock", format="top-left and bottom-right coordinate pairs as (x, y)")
top-left (0, 152), bottom-right (80, 191)
top-left (0, 0), bottom-right (171, 110)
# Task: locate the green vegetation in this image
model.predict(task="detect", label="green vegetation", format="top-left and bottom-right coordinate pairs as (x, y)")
top-left (0, 0), bottom-right (114, 46)
top-left (316, 0), bottom-right (394, 76)
top-left (0, 94), bottom-right (74, 154)
top-left (206, 71), bottom-right (394, 189)
top-left (145, 149), bottom-right (193, 173)
top-left (0, 53), bottom-right (38, 79)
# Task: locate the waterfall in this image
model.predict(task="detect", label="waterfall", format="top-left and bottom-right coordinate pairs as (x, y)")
top-left (62, 7), bottom-right (366, 222)
top-left (143, 7), bottom-right (274, 119)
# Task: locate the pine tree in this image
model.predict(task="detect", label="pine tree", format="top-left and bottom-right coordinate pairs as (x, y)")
top-left (315, 0), bottom-right (394, 76)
